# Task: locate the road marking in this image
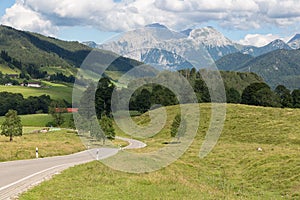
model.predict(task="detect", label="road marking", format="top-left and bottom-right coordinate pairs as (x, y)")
top-left (0, 163), bottom-right (68, 192)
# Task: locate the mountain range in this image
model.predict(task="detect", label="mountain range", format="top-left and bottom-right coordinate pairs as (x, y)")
top-left (216, 49), bottom-right (300, 89)
top-left (83, 23), bottom-right (300, 89)
top-left (84, 23), bottom-right (300, 69)
top-left (86, 25), bottom-right (241, 70)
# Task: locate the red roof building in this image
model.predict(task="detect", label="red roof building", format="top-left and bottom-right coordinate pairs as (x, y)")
top-left (55, 108), bottom-right (78, 113)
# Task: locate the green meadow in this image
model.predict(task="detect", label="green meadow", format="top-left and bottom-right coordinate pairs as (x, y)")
top-left (0, 113), bottom-right (73, 127)
top-left (0, 84), bottom-right (72, 102)
top-left (19, 104), bottom-right (300, 199)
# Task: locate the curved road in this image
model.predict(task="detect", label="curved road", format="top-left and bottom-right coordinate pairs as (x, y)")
top-left (0, 137), bottom-right (146, 200)
top-left (116, 136), bottom-right (147, 149)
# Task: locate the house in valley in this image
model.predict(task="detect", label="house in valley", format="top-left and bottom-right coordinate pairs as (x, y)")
top-left (27, 82), bottom-right (42, 88)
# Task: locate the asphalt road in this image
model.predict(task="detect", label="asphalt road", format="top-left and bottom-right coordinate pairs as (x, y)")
top-left (116, 136), bottom-right (147, 149)
top-left (0, 137), bottom-right (146, 199)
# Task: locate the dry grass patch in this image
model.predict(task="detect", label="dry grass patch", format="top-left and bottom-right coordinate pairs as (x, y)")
top-left (0, 129), bottom-right (85, 161)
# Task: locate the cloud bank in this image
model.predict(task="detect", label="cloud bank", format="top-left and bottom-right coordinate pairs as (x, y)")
top-left (1, 0), bottom-right (300, 43)
top-left (238, 34), bottom-right (283, 47)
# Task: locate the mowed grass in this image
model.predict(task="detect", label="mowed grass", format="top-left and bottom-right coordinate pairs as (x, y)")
top-left (20, 104), bottom-right (300, 199)
top-left (0, 84), bottom-right (72, 102)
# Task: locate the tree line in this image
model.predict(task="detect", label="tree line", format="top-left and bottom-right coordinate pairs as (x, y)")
top-left (241, 83), bottom-right (300, 108)
top-left (0, 92), bottom-right (53, 116)
top-left (87, 70), bottom-right (300, 118)
top-left (0, 50), bottom-right (75, 82)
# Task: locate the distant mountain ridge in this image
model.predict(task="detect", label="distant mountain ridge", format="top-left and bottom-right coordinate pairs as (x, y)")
top-left (216, 49), bottom-right (300, 89)
top-left (241, 39), bottom-right (292, 57)
top-left (94, 24), bottom-right (241, 70)
top-left (85, 23), bottom-right (300, 72)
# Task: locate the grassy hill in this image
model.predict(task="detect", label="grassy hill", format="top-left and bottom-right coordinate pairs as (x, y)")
top-left (19, 104), bottom-right (300, 199)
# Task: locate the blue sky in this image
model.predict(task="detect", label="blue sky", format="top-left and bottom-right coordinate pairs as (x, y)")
top-left (0, 0), bottom-right (14, 16)
top-left (1, 0), bottom-right (300, 47)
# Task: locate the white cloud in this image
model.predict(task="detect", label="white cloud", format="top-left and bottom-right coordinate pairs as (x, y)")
top-left (154, 0), bottom-right (193, 12)
top-left (1, 0), bottom-right (300, 37)
top-left (238, 34), bottom-right (286, 47)
top-left (1, 3), bottom-right (58, 36)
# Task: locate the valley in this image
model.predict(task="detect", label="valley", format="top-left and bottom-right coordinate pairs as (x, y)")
top-left (0, 22), bottom-right (299, 200)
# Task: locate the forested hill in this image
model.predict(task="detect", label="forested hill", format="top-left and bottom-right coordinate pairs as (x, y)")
top-left (0, 25), bottom-right (146, 81)
top-left (0, 25), bottom-right (92, 68)
top-left (215, 49), bottom-right (300, 89)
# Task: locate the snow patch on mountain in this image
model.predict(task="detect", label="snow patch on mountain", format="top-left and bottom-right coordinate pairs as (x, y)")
top-left (189, 26), bottom-right (234, 47)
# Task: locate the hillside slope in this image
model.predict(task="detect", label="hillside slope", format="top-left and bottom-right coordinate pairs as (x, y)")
top-left (216, 52), bottom-right (253, 71)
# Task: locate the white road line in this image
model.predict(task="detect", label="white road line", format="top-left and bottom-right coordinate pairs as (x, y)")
top-left (0, 163), bottom-right (68, 191)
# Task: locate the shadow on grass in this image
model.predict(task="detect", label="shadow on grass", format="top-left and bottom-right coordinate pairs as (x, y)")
top-left (162, 141), bottom-right (181, 144)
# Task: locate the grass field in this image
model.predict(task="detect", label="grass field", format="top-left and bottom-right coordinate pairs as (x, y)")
top-left (19, 104), bottom-right (300, 199)
top-left (0, 84), bottom-right (72, 102)
top-left (0, 129), bottom-right (85, 162)
top-left (0, 113), bottom-right (73, 127)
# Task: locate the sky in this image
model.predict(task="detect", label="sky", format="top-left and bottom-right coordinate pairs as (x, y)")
top-left (0, 0), bottom-right (300, 47)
